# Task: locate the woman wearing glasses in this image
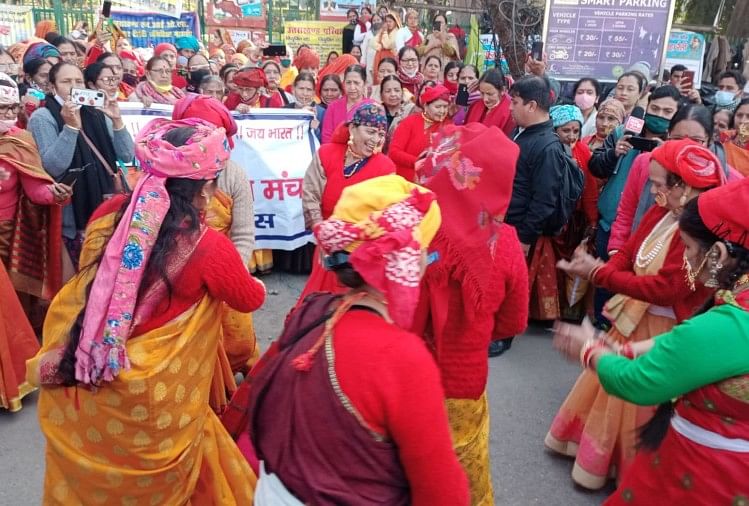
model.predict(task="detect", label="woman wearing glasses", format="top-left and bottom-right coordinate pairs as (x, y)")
top-left (130, 56), bottom-right (186, 106)
top-left (84, 62), bottom-right (121, 103)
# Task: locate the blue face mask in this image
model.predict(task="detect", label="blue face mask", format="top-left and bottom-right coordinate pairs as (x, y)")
top-left (714, 90), bottom-right (738, 107)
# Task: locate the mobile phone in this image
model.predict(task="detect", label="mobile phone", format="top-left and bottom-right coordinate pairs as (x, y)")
top-left (433, 20), bottom-right (442, 32)
top-left (681, 70), bottom-right (695, 91)
top-left (628, 136), bottom-right (659, 152)
top-left (456, 83), bottom-right (469, 106)
top-left (102, 0), bottom-right (112, 18)
top-left (531, 41), bottom-right (544, 61)
top-left (262, 45), bottom-right (287, 57)
top-left (57, 166), bottom-right (86, 186)
top-left (71, 88), bottom-right (106, 107)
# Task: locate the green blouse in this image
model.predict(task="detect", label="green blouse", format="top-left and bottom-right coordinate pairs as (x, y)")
top-left (597, 304), bottom-right (749, 406)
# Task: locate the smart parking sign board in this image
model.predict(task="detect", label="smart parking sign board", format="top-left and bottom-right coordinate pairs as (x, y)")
top-left (542, 0), bottom-right (675, 82)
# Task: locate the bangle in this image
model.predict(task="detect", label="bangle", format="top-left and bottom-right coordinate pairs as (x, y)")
top-left (580, 338), bottom-right (607, 368)
top-left (619, 343), bottom-right (636, 359)
top-left (588, 263), bottom-right (604, 282)
top-left (65, 125), bottom-right (80, 132)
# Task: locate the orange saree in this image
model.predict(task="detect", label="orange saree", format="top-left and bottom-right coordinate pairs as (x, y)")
top-left (27, 206), bottom-right (256, 504)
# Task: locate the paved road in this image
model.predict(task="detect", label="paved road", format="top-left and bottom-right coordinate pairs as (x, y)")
top-left (0, 272), bottom-right (610, 504)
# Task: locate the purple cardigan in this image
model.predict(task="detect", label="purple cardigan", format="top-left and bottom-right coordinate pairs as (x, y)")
top-left (320, 96), bottom-right (371, 143)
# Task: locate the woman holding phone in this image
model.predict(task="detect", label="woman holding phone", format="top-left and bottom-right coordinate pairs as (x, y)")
top-left (29, 62), bottom-right (134, 270)
top-left (419, 13), bottom-right (460, 66)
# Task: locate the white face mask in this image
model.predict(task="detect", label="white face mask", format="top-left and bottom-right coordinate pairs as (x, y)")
top-left (0, 118), bottom-right (16, 133)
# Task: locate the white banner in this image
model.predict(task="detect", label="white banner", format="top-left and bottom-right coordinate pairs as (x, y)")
top-left (118, 103), bottom-right (317, 250)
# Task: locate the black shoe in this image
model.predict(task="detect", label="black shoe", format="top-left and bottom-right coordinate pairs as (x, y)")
top-left (489, 337), bottom-right (514, 357)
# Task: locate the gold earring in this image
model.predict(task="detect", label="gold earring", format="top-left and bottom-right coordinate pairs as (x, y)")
top-left (683, 254), bottom-right (697, 292)
top-left (704, 248), bottom-right (722, 289)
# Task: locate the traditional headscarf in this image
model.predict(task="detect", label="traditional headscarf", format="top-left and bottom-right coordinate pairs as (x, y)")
top-left (175, 36), bottom-right (200, 53)
top-left (154, 43), bottom-right (177, 56)
top-left (294, 47), bottom-right (320, 70)
top-left (419, 123), bottom-right (520, 317)
top-left (22, 42), bottom-right (60, 66)
top-left (347, 101), bottom-right (387, 130)
top-left (35, 20), bottom-right (57, 39)
top-left (172, 94), bottom-right (237, 148)
top-left (697, 178), bottom-right (749, 249)
top-left (73, 118), bottom-right (230, 385)
top-left (550, 104), bottom-right (584, 129)
top-left (314, 175), bottom-right (441, 328)
top-left (651, 139), bottom-right (726, 189)
top-left (421, 123), bottom-right (519, 243)
top-left (597, 98), bottom-right (626, 124)
top-left (118, 50), bottom-right (145, 77)
top-left (231, 53), bottom-right (249, 67)
top-left (233, 67), bottom-right (267, 88)
top-left (420, 84), bottom-right (450, 105)
top-left (0, 72), bottom-right (20, 105)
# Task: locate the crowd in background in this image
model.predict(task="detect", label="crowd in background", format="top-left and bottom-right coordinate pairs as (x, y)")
top-left (1, 5), bottom-right (749, 505)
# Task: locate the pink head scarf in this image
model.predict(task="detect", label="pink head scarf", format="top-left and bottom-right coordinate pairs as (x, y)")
top-left (73, 118), bottom-right (230, 385)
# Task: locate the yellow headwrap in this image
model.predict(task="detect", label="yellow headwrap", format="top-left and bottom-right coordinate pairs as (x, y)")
top-left (314, 175), bottom-right (441, 328)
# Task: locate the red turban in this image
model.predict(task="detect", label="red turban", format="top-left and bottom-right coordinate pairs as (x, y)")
top-left (294, 47), bottom-right (320, 70)
top-left (697, 178), bottom-right (749, 249)
top-left (651, 139), bottom-right (725, 189)
top-left (154, 43), bottom-right (177, 56)
top-left (233, 68), bottom-right (267, 88)
top-left (172, 95), bottom-right (237, 148)
top-left (420, 84), bottom-right (451, 105)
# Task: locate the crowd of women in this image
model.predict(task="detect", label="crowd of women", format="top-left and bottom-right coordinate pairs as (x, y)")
top-left (0, 7), bottom-right (749, 505)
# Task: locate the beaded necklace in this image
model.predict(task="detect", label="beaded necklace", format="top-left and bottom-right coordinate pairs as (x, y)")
top-left (635, 212), bottom-right (679, 268)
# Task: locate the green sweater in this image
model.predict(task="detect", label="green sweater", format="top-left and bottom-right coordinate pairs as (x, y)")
top-left (598, 304), bottom-right (749, 406)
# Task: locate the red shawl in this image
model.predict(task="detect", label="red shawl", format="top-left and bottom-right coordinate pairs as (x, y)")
top-left (406, 29), bottom-right (423, 48)
top-left (0, 129), bottom-right (63, 300)
top-left (463, 94), bottom-right (515, 136)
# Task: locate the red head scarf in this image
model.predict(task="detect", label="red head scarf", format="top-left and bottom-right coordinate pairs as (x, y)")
top-left (294, 47), bottom-right (321, 71)
top-left (172, 94), bottom-right (237, 148)
top-left (420, 84), bottom-right (451, 106)
top-left (233, 68), bottom-right (267, 88)
top-left (154, 43), bottom-right (177, 56)
top-left (118, 50), bottom-right (145, 77)
top-left (651, 139), bottom-right (726, 189)
top-left (316, 54), bottom-right (359, 95)
top-left (422, 123), bottom-right (519, 230)
top-left (697, 178), bottom-right (749, 249)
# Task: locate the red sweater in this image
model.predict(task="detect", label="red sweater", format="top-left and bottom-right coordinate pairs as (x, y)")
top-left (89, 196), bottom-right (266, 334)
top-left (412, 224), bottom-right (529, 399)
top-left (388, 114), bottom-right (445, 182)
top-left (593, 205), bottom-right (712, 322)
top-left (334, 311), bottom-right (470, 505)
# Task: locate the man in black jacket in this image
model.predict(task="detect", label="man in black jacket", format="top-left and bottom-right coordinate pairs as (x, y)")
top-left (342, 9), bottom-right (358, 55)
top-left (506, 75), bottom-right (569, 256)
top-left (489, 75), bottom-right (569, 358)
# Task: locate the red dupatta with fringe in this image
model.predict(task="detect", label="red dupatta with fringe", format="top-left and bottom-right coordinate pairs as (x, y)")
top-left (0, 129), bottom-right (63, 300)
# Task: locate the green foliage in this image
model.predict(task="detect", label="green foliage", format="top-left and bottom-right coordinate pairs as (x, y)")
top-left (674, 0), bottom-right (736, 29)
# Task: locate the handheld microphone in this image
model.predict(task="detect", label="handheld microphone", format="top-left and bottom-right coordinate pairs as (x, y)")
top-left (623, 106), bottom-right (645, 137)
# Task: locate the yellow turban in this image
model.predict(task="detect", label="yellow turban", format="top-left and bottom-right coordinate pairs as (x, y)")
top-left (314, 175), bottom-right (441, 328)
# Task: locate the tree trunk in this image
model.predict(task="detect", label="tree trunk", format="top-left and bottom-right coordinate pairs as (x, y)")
top-left (726, 0), bottom-right (749, 38)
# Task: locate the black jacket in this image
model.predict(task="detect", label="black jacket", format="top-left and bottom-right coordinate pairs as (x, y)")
top-left (342, 25), bottom-right (356, 55)
top-left (506, 119), bottom-right (568, 245)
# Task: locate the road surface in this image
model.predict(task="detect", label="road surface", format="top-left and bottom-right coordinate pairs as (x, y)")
top-left (0, 272), bottom-right (611, 504)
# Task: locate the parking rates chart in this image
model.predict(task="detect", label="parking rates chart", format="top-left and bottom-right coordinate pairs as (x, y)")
top-left (543, 0), bottom-right (674, 81)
